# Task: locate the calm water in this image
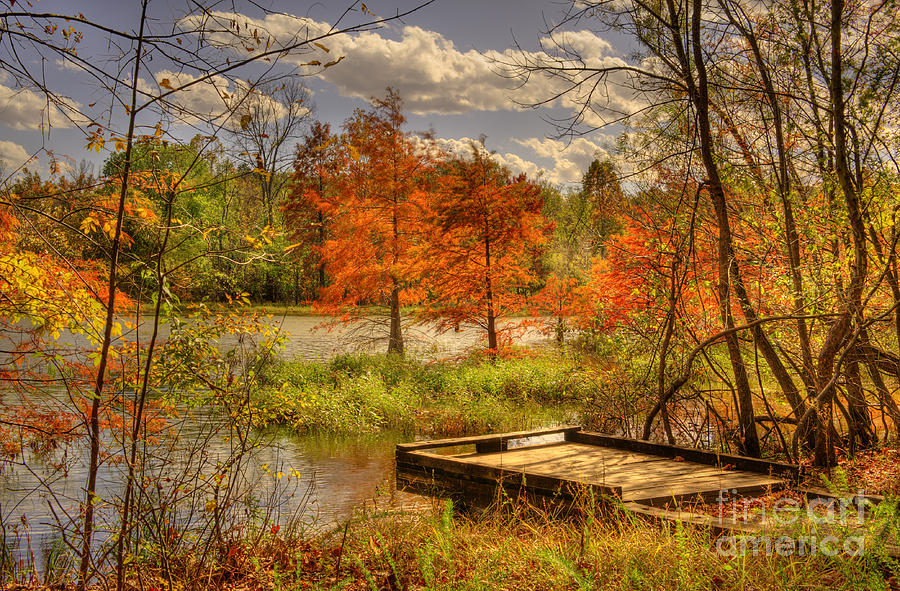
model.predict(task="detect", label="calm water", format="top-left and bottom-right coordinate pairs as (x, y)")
top-left (32, 313), bottom-right (551, 361)
top-left (199, 313), bottom-right (550, 361)
top-left (0, 424), bottom-right (432, 576)
top-left (0, 315), bottom-right (552, 574)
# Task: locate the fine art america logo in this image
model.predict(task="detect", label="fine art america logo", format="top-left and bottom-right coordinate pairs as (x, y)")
top-left (714, 489), bottom-right (872, 557)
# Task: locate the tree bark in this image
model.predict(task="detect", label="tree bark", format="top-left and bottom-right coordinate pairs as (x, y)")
top-left (687, 0), bottom-right (760, 456)
top-left (81, 4), bottom-right (149, 588)
top-left (814, 0), bottom-right (869, 466)
top-left (388, 279), bottom-right (403, 354)
top-left (485, 225), bottom-right (497, 352)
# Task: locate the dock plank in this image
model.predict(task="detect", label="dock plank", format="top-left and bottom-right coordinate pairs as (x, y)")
top-left (446, 442), bottom-right (785, 502)
top-left (397, 426), bottom-right (581, 451)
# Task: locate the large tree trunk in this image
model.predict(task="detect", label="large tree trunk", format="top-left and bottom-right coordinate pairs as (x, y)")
top-left (813, 313), bottom-right (849, 466)
top-left (844, 358), bottom-right (874, 448)
top-left (813, 0), bottom-right (869, 466)
top-left (388, 279), bottom-right (404, 354)
top-left (688, 0), bottom-right (760, 456)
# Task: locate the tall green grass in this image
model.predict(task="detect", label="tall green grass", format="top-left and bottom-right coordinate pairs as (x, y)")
top-left (255, 352), bottom-right (596, 436)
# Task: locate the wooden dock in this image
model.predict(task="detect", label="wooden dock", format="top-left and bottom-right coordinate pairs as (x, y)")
top-left (397, 427), bottom-right (900, 553)
top-left (396, 426), bottom-right (801, 522)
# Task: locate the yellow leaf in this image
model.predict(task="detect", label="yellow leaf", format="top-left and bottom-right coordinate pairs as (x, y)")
top-left (80, 216), bottom-right (97, 234)
top-left (239, 114), bottom-right (252, 130)
top-left (313, 42), bottom-right (330, 53)
top-left (86, 135), bottom-right (105, 154)
top-left (159, 77), bottom-right (174, 90)
top-left (323, 56), bottom-right (345, 69)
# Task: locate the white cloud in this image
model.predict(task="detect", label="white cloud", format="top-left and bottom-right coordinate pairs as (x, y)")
top-left (430, 137), bottom-right (481, 158)
top-left (493, 151), bottom-right (544, 179)
top-left (428, 135), bottom-right (612, 185)
top-left (318, 25), bottom-right (516, 115)
top-left (514, 136), bottom-right (612, 183)
top-left (0, 83), bottom-right (82, 130)
top-left (429, 137), bottom-right (544, 179)
top-left (428, 135), bottom-right (616, 184)
top-left (179, 11), bottom-right (640, 120)
top-left (55, 58), bottom-right (86, 73)
top-left (147, 70), bottom-right (232, 126)
top-left (0, 140), bottom-right (34, 171)
top-left (147, 70), bottom-right (308, 129)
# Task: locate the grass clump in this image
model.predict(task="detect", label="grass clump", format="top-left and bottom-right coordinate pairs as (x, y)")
top-left (255, 352), bottom-right (594, 436)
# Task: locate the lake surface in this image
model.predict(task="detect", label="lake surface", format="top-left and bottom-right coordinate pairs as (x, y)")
top-left (0, 315), bottom-right (553, 576)
top-left (272, 314), bottom-right (550, 360)
top-left (28, 313), bottom-right (552, 361)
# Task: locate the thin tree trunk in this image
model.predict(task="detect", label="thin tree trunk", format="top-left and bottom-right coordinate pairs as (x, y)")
top-left (718, 3), bottom-right (817, 393)
top-left (388, 199), bottom-right (403, 355)
top-left (116, 189), bottom-right (174, 591)
top-left (815, 0), bottom-right (868, 466)
top-left (317, 211), bottom-right (326, 289)
top-left (80, 4), bottom-right (148, 588)
top-left (655, 255), bottom-right (679, 444)
top-left (485, 228), bottom-right (497, 352)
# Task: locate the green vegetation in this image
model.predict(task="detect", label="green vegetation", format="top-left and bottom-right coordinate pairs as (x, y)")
top-left (256, 352), bottom-right (595, 436)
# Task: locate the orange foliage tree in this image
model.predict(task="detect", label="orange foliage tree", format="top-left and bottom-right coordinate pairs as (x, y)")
top-left (283, 121), bottom-right (339, 297)
top-left (418, 144), bottom-right (551, 351)
top-left (306, 90), bottom-right (435, 354)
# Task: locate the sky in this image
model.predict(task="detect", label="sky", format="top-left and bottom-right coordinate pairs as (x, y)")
top-left (0, 0), bottom-right (636, 186)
